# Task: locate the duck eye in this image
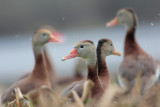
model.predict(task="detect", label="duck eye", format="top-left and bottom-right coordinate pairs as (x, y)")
top-left (80, 45), bottom-right (84, 48)
top-left (110, 44), bottom-right (113, 46)
top-left (42, 33), bottom-right (47, 36)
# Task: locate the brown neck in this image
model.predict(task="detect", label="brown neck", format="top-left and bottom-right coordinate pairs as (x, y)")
top-left (87, 64), bottom-right (99, 81)
top-left (124, 16), bottom-right (145, 57)
top-left (87, 64), bottom-right (104, 93)
top-left (97, 45), bottom-right (109, 76)
top-left (32, 45), bottom-right (48, 80)
top-left (43, 48), bottom-right (55, 74)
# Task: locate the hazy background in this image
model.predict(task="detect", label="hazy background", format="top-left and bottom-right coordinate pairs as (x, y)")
top-left (0, 0), bottom-right (160, 85)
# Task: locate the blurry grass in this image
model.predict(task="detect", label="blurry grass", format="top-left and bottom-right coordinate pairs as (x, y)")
top-left (1, 77), bottom-right (160, 107)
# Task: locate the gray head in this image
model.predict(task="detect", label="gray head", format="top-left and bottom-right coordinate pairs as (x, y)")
top-left (107, 8), bottom-right (137, 29)
top-left (62, 40), bottom-right (96, 61)
top-left (97, 39), bottom-right (121, 58)
top-left (32, 29), bottom-right (61, 46)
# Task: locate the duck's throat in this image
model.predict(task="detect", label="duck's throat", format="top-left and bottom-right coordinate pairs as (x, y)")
top-left (87, 56), bottom-right (105, 96)
top-left (32, 44), bottom-right (48, 79)
top-left (97, 45), bottom-right (109, 75)
top-left (86, 54), bottom-right (99, 81)
top-left (98, 55), bottom-right (108, 76)
top-left (124, 16), bottom-right (142, 56)
top-left (33, 45), bottom-right (43, 58)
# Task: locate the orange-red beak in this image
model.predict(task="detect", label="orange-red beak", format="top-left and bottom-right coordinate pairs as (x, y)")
top-left (52, 31), bottom-right (63, 39)
top-left (62, 48), bottom-right (79, 61)
top-left (106, 17), bottom-right (119, 27)
top-left (49, 30), bottom-right (63, 43)
top-left (49, 35), bottom-right (62, 43)
top-left (112, 48), bottom-right (121, 56)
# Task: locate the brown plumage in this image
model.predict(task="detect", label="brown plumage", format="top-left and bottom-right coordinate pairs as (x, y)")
top-left (1, 28), bottom-right (61, 104)
top-left (97, 39), bottom-right (121, 89)
top-left (18, 47), bottom-right (56, 88)
top-left (61, 40), bottom-right (104, 99)
top-left (43, 47), bottom-right (56, 87)
top-left (18, 26), bottom-right (63, 88)
top-left (107, 8), bottom-right (160, 94)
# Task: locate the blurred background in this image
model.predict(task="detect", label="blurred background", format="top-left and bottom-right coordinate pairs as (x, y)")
top-left (0, 0), bottom-right (160, 85)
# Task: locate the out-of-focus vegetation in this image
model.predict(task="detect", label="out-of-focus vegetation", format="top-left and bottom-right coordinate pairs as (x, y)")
top-left (2, 78), bottom-right (160, 107)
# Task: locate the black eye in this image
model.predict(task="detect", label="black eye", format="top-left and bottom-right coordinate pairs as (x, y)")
top-left (80, 45), bottom-right (84, 48)
top-left (110, 44), bottom-right (113, 46)
top-left (42, 33), bottom-right (47, 36)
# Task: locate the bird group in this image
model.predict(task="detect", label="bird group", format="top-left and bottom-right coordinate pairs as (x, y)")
top-left (1, 8), bottom-right (160, 106)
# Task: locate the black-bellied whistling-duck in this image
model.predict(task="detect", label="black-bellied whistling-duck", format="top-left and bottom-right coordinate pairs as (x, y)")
top-left (61, 40), bottom-right (104, 99)
top-left (97, 39), bottom-right (121, 89)
top-left (107, 8), bottom-right (160, 94)
top-left (1, 28), bottom-right (61, 104)
top-left (18, 27), bottom-right (62, 88)
top-left (41, 27), bottom-right (63, 86)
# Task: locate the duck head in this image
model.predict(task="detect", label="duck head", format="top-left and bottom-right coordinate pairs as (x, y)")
top-left (97, 39), bottom-right (121, 57)
top-left (62, 40), bottom-right (96, 61)
top-left (107, 8), bottom-right (136, 29)
top-left (33, 28), bottom-right (62, 46)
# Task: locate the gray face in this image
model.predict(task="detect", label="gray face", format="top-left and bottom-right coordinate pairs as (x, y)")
top-left (102, 41), bottom-right (114, 56)
top-left (117, 9), bottom-right (134, 28)
top-left (75, 43), bottom-right (96, 59)
top-left (33, 31), bottom-right (50, 46)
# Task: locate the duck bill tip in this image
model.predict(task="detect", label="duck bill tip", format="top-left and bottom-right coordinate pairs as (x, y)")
top-left (112, 49), bottom-right (121, 56)
top-left (62, 49), bottom-right (79, 61)
top-left (49, 35), bottom-right (62, 43)
top-left (106, 17), bottom-right (118, 27)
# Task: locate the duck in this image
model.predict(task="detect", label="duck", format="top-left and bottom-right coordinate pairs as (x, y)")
top-left (1, 28), bottom-right (62, 104)
top-left (18, 27), bottom-right (62, 88)
top-left (107, 8), bottom-right (160, 94)
top-left (97, 39), bottom-right (121, 89)
top-left (61, 40), bottom-right (104, 99)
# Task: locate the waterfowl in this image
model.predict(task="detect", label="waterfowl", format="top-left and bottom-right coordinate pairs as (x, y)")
top-left (107, 8), bottom-right (160, 94)
top-left (1, 28), bottom-right (61, 104)
top-left (61, 40), bottom-right (104, 99)
top-left (19, 27), bottom-right (62, 88)
top-left (97, 39), bottom-right (121, 89)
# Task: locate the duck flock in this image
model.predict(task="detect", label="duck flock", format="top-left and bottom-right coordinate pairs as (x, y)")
top-left (1, 8), bottom-right (160, 107)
